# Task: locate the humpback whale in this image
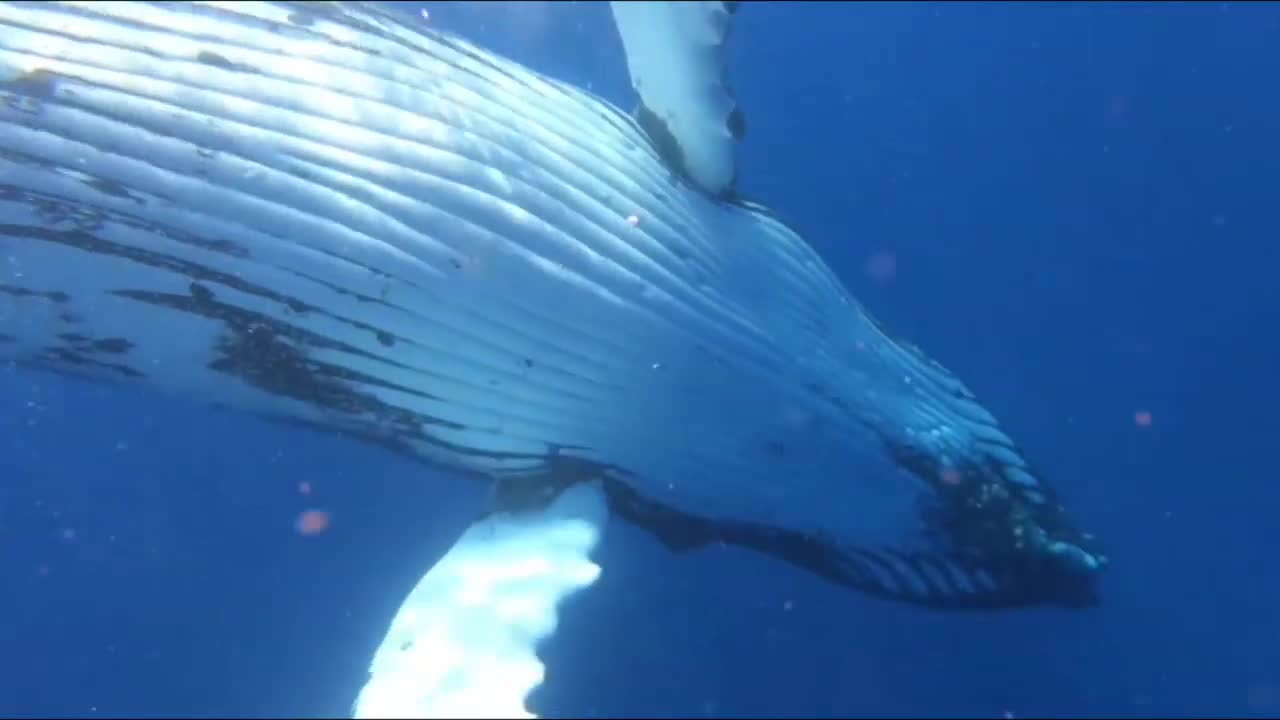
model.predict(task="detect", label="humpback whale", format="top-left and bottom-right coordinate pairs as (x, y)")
top-left (0, 2), bottom-right (1105, 716)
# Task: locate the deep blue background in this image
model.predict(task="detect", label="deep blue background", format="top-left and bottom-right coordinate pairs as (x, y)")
top-left (3, 2), bottom-right (1278, 717)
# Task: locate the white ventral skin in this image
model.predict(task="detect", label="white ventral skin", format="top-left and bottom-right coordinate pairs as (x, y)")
top-left (610, 1), bottom-right (741, 196)
top-left (353, 482), bottom-right (609, 720)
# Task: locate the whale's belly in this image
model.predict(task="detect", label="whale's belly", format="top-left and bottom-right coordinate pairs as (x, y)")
top-left (0, 1), bottom-right (929, 548)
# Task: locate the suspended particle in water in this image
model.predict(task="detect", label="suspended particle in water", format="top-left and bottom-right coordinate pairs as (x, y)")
top-left (865, 250), bottom-right (897, 283)
top-left (1104, 94), bottom-right (1132, 123)
top-left (1133, 409), bottom-right (1153, 428)
top-left (780, 405), bottom-right (810, 429)
top-left (295, 509), bottom-right (330, 535)
top-left (626, 214), bottom-right (640, 227)
top-left (298, 481), bottom-right (312, 496)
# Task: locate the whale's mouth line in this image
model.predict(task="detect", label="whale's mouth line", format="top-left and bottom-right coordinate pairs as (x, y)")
top-left (486, 453), bottom-right (1103, 612)
top-left (602, 470), bottom-right (1102, 611)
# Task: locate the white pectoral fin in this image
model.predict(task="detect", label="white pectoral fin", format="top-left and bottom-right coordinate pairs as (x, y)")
top-left (353, 482), bottom-right (610, 719)
top-left (610, 1), bottom-right (742, 196)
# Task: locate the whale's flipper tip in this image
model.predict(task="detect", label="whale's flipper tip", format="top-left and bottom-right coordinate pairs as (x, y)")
top-left (353, 482), bottom-right (609, 719)
top-left (611, 1), bottom-right (742, 197)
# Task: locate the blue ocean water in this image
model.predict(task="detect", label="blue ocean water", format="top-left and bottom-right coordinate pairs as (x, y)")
top-left (2, 1), bottom-right (1277, 717)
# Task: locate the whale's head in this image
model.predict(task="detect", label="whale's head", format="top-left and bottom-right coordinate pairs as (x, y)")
top-left (892, 438), bottom-right (1108, 610)
top-left (604, 422), bottom-right (1108, 613)
top-left (598, 295), bottom-right (1109, 613)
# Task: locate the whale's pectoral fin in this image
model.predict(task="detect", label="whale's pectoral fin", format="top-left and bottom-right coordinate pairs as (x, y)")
top-left (610, 1), bottom-right (744, 198)
top-left (353, 481), bottom-right (609, 719)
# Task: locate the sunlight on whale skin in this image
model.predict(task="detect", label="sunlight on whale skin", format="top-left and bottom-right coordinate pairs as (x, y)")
top-left (0, 1), bottom-right (1105, 717)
